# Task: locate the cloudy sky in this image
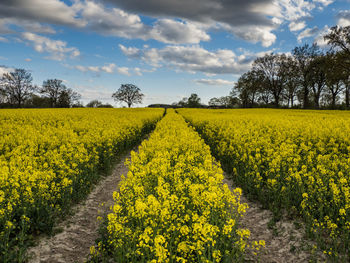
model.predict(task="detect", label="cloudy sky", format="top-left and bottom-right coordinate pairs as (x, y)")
top-left (0, 0), bottom-right (349, 106)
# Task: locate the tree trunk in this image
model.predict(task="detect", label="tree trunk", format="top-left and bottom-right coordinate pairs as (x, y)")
top-left (314, 93), bottom-right (320, 109)
top-left (128, 103), bottom-right (131, 108)
top-left (303, 84), bottom-right (309, 109)
top-left (346, 86), bottom-right (350, 109)
top-left (332, 93), bottom-right (336, 109)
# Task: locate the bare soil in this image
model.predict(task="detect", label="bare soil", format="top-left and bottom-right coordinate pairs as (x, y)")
top-left (27, 152), bottom-right (131, 263)
top-left (223, 177), bottom-right (327, 263)
top-left (27, 149), bottom-right (327, 263)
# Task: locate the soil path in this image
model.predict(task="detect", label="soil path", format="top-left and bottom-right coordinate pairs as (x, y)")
top-left (27, 148), bottom-right (326, 262)
top-left (27, 151), bottom-right (131, 263)
top-left (223, 177), bottom-right (326, 263)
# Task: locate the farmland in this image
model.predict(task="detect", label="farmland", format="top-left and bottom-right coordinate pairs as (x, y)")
top-left (179, 108), bottom-right (350, 260)
top-left (1, 107), bottom-right (350, 262)
top-left (0, 108), bottom-right (163, 262)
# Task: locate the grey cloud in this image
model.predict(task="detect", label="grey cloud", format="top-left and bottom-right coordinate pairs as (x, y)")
top-left (120, 44), bottom-right (255, 75)
top-left (0, 0), bottom-right (84, 27)
top-left (105, 0), bottom-right (279, 46)
top-left (78, 1), bottom-right (210, 44)
top-left (104, 0), bottom-right (276, 28)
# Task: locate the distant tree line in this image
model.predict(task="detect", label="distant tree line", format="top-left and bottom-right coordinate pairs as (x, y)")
top-left (170, 26), bottom-right (350, 110)
top-left (231, 25), bottom-right (350, 109)
top-left (0, 69), bottom-right (83, 108)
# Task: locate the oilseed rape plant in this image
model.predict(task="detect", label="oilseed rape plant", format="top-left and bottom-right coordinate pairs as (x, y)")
top-left (90, 110), bottom-right (256, 262)
top-left (179, 108), bottom-right (350, 260)
top-left (0, 108), bottom-right (163, 262)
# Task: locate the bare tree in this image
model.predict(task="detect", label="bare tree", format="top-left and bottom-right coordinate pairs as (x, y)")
top-left (57, 88), bottom-right (81, 108)
top-left (325, 53), bottom-right (344, 109)
top-left (40, 79), bottom-right (67, 107)
top-left (284, 56), bottom-right (299, 108)
top-left (233, 70), bottom-right (263, 108)
top-left (0, 68), bottom-right (36, 107)
top-left (309, 53), bottom-right (327, 108)
top-left (112, 84), bottom-right (144, 108)
top-left (253, 53), bottom-right (288, 107)
top-left (292, 44), bottom-right (319, 109)
top-left (324, 26), bottom-right (350, 62)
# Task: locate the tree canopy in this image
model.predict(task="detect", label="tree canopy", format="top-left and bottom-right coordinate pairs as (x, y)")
top-left (112, 84), bottom-right (144, 108)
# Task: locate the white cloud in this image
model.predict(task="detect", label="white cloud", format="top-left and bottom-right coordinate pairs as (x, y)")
top-left (230, 25), bottom-right (276, 47)
top-left (72, 63), bottom-right (149, 76)
top-left (338, 10), bottom-right (350, 27)
top-left (313, 0), bottom-right (334, 7)
top-left (74, 86), bottom-right (114, 103)
top-left (74, 64), bottom-right (116, 74)
top-left (276, 0), bottom-right (315, 21)
top-left (314, 25), bottom-right (331, 47)
top-left (0, 36), bottom-right (8, 42)
top-left (194, 78), bottom-right (235, 86)
top-left (21, 32), bottom-right (80, 61)
top-left (116, 67), bottom-right (131, 76)
top-left (0, 66), bottom-right (14, 76)
top-left (297, 26), bottom-right (319, 42)
top-left (101, 63), bottom-right (116, 73)
top-left (120, 44), bottom-right (256, 75)
top-left (289, 21), bottom-right (306, 31)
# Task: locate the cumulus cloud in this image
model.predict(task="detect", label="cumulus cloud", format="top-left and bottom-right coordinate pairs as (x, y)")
top-left (0, 66), bottom-right (14, 76)
top-left (289, 21), bottom-right (306, 31)
top-left (297, 26), bottom-right (319, 42)
top-left (338, 10), bottom-right (350, 27)
top-left (72, 63), bottom-right (149, 76)
top-left (21, 32), bottom-right (80, 61)
top-left (313, 0), bottom-right (334, 7)
top-left (120, 44), bottom-right (256, 75)
top-left (104, 0), bottom-right (279, 46)
top-left (0, 0), bottom-right (84, 27)
top-left (74, 63), bottom-right (116, 73)
top-left (74, 1), bottom-right (210, 44)
top-left (314, 25), bottom-right (331, 47)
top-left (106, 0), bottom-right (278, 27)
top-left (0, 0), bottom-right (337, 48)
top-left (229, 26), bottom-right (276, 47)
top-left (194, 78), bottom-right (235, 86)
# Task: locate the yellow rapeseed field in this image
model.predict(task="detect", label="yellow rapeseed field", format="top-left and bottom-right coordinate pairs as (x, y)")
top-left (179, 108), bottom-right (350, 260)
top-left (90, 110), bottom-right (262, 263)
top-left (0, 108), bottom-right (163, 262)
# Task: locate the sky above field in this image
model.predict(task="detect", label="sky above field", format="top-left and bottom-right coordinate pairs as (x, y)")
top-left (0, 0), bottom-right (350, 106)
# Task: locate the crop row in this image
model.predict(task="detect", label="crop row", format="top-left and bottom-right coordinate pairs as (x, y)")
top-left (179, 108), bottom-right (350, 260)
top-left (0, 108), bottom-right (163, 262)
top-left (90, 110), bottom-right (260, 263)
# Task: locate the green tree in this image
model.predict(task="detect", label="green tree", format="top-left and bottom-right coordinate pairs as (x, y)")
top-left (86, 99), bottom-right (103, 108)
top-left (187, 93), bottom-right (201, 108)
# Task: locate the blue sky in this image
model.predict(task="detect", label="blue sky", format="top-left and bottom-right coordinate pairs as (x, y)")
top-left (0, 0), bottom-right (349, 107)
